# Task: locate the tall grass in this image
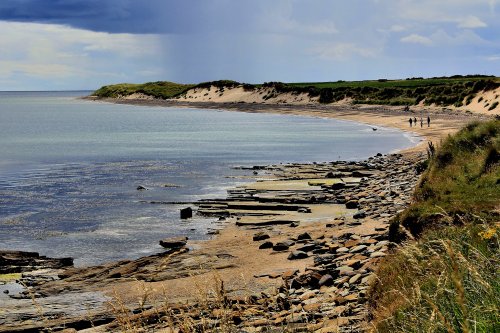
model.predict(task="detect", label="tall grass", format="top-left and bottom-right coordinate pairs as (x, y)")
top-left (370, 119), bottom-right (500, 332)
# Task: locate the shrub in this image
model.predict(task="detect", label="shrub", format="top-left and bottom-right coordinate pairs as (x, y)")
top-left (489, 101), bottom-right (499, 111)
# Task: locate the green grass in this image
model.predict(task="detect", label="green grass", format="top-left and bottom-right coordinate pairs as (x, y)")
top-left (93, 81), bottom-right (195, 99)
top-left (0, 273), bottom-right (22, 282)
top-left (370, 119), bottom-right (500, 332)
top-left (284, 75), bottom-right (497, 89)
top-left (400, 120), bottom-right (500, 236)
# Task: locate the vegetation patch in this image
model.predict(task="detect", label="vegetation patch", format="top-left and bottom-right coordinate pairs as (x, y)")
top-left (0, 273), bottom-right (22, 282)
top-left (370, 119), bottom-right (500, 332)
top-left (93, 81), bottom-right (195, 99)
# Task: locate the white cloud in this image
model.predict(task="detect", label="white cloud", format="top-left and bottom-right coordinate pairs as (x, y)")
top-left (486, 55), bottom-right (500, 61)
top-left (389, 24), bottom-right (407, 32)
top-left (457, 16), bottom-right (487, 28)
top-left (0, 21), bottom-right (164, 88)
top-left (310, 43), bottom-right (380, 60)
top-left (400, 34), bottom-right (433, 45)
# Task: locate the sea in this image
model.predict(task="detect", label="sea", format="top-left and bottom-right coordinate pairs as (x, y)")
top-left (0, 91), bottom-right (419, 266)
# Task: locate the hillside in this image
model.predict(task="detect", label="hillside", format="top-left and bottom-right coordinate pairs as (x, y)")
top-left (370, 119), bottom-right (500, 332)
top-left (92, 76), bottom-right (500, 114)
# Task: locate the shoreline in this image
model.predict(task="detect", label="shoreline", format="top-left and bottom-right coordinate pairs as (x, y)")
top-left (2, 98), bottom-right (487, 332)
top-left (87, 96), bottom-right (490, 154)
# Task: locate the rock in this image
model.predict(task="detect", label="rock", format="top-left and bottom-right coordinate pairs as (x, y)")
top-left (298, 207), bottom-right (311, 213)
top-left (180, 207), bottom-right (193, 219)
top-left (297, 232), bottom-right (312, 240)
top-left (349, 274), bottom-right (362, 284)
top-left (299, 290), bottom-right (317, 301)
top-left (345, 200), bottom-right (359, 209)
top-left (336, 247), bottom-right (349, 254)
top-left (331, 182), bottom-right (346, 190)
top-left (253, 232), bottom-right (270, 241)
top-left (353, 210), bottom-right (366, 219)
top-left (0, 250), bottom-right (73, 274)
top-left (370, 251), bottom-right (386, 258)
top-left (318, 274), bottom-right (334, 287)
top-left (296, 243), bottom-right (317, 252)
top-left (259, 241), bottom-right (273, 249)
top-left (335, 266), bottom-right (354, 275)
top-left (136, 185), bottom-right (148, 190)
top-left (288, 251), bottom-right (308, 260)
top-left (159, 236), bottom-right (188, 249)
top-left (303, 303), bottom-right (321, 312)
top-left (273, 242), bottom-right (290, 251)
top-left (350, 245), bottom-right (367, 253)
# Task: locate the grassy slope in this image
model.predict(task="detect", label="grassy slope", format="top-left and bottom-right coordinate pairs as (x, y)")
top-left (277, 76), bottom-right (500, 106)
top-left (93, 81), bottom-right (195, 99)
top-left (370, 119), bottom-right (500, 332)
top-left (92, 76), bottom-right (500, 108)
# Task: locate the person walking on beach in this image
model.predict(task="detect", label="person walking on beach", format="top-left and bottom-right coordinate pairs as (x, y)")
top-left (414, 117), bottom-right (417, 124)
top-left (420, 118), bottom-right (423, 128)
top-left (409, 118), bottom-right (413, 127)
top-left (427, 115), bottom-right (430, 127)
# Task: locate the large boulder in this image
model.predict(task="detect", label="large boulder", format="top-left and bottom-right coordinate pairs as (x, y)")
top-left (159, 236), bottom-right (188, 249)
top-left (180, 207), bottom-right (193, 219)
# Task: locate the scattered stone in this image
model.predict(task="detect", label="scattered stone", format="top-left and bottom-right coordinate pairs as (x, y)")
top-left (259, 241), bottom-right (273, 249)
top-left (297, 232), bottom-right (312, 240)
top-left (370, 251), bottom-right (387, 258)
top-left (345, 200), bottom-right (359, 209)
top-left (353, 210), bottom-right (366, 219)
top-left (288, 251), bottom-right (308, 260)
top-left (253, 232), bottom-right (270, 241)
top-left (318, 274), bottom-right (334, 287)
top-left (136, 185), bottom-right (148, 190)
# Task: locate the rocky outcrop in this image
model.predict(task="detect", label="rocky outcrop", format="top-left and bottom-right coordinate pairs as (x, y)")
top-left (0, 251), bottom-right (73, 274)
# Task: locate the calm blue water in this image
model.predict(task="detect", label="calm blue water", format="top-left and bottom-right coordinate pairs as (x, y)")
top-left (0, 92), bottom-right (419, 266)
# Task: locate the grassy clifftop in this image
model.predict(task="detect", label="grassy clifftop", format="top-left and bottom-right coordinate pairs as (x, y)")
top-left (370, 119), bottom-right (500, 332)
top-left (92, 75), bottom-right (500, 108)
top-left (93, 81), bottom-right (195, 99)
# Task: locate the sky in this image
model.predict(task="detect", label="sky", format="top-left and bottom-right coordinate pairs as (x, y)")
top-left (0, 0), bottom-right (499, 90)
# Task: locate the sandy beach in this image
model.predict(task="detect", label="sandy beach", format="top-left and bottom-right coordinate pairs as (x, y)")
top-left (1, 99), bottom-right (493, 332)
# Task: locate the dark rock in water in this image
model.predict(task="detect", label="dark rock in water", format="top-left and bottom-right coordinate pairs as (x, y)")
top-left (353, 210), bottom-right (366, 219)
top-left (259, 241), bottom-right (273, 249)
top-left (253, 232), bottom-right (270, 241)
top-left (159, 236), bottom-right (188, 249)
top-left (297, 207), bottom-right (311, 213)
top-left (180, 207), bottom-right (193, 219)
top-left (319, 274), bottom-right (334, 287)
top-left (288, 251), bottom-right (308, 260)
top-left (136, 185), bottom-right (148, 191)
top-left (297, 232), bottom-right (312, 240)
top-left (0, 251), bottom-right (73, 274)
top-left (345, 200), bottom-right (359, 209)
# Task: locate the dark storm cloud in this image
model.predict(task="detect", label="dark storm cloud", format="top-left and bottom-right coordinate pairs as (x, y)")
top-left (0, 0), bottom-right (262, 34)
top-left (0, 0), bottom-right (162, 33)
